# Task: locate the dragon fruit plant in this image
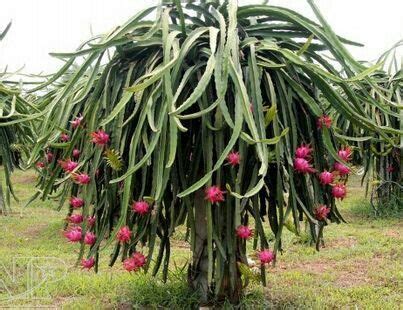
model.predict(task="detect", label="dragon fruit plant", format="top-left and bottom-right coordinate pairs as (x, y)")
top-left (333, 46), bottom-right (402, 210)
top-left (0, 22), bottom-right (35, 212)
top-left (21, 0), bottom-right (398, 304)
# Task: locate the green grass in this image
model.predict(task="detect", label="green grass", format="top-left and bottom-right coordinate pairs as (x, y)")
top-left (0, 169), bottom-right (402, 309)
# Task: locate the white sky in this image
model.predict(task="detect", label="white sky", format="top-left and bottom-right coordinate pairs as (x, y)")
top-left (0, 0), bottom-right (402, 75)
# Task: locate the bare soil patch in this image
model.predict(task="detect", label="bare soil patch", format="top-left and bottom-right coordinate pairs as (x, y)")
top-left (384, 229), bottom-right (401, 239)
top-left (325, 236), bottom-right (358, 249)
top-left (21, 222), bottom-right (48, 238)
top-left (171, 238), bottom-right (190, 249)
top-left (12, 173), bottom-right (37, 185)
top-left (270, 238), bottom-right (388, 289)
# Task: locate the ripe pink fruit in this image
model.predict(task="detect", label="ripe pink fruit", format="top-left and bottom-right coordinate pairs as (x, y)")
top-left (318, 170), bottom-right (334, 185)
top-left (293, 158), bottom-right (316, 174)
top-left (295, 144), bottom-right (312, 159)
top-left (386, 165), bottom-right (395, 173)
top-left (332, 183), bottom-right (347, 200)
top-left (71, 115), bottom-right (83, 129)
top-left (70, 196), bottom-right (84, 209)
top-left (333, 162), bottom-right (350, 176)
top-left (59, 159), bottom-right (78, 173)
top-left (84, 232), bottom-right (96, 246)
top-left (117, 226), bottom-right (131, 243)
top-left (87, 216), bottom-right (96, 227)
top-left (123, 257), bottom-right (137, 272)
top-left (132, 252), bottom-right (146, 268)
top-left (46, 151), bottom-right (54, 163)
top-left (123, 252), bottom-right (146, 272)
top-left (131, 201), bottom-right (150, 215)
top-left (205, 186), bottom-right (225, 203)
top-left (64, 226), bottom-right (82, 242)
top-left (236, 225), bottom-right (253, 239)
top-left (68, 214), bottom-right (84, 224)
top-left (227, 151), bottom-right (241, 167)
top-left (36, 161), bottom-right (45, 169)
top-left (317, 115), bottom-right (332, 129)
top-left (81, 257), bottom-right (95, 270)
top-left (258, 249), bottom-right (275, 265)
top-left (60, 133), bottom-right (70, 142)
top-left (314, 205), bottom-right (330, 221)
top-left (91, 130), bottom-right (110, 146)
top-left (72, 173), bottom-right (91, 185)
top-left (72, 149), bottom-right (81, 159)
top-left (337, 146), bottom-right (353, 162)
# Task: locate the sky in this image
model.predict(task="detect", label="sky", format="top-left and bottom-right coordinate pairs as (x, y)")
top-left (0, 0), bottom-right (402, 75)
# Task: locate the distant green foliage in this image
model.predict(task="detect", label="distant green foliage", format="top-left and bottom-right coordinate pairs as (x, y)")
top-left (0, 22), bottom-right (35, 211)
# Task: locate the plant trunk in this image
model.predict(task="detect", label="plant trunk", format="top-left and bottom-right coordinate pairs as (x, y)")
top-left (188, 190), bottom-right (244, 305)
top-left (0, 184), bottom-right (4, 213)
top-left (188, 189), bottom-right (209, 304)
top-left (400, 107), bottom-right (402, 183)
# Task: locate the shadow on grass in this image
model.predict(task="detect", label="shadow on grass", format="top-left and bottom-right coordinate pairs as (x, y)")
top-left (125, 275), bottom-right (200, 309)
top-left (124, 274), bottom-right (268, 309)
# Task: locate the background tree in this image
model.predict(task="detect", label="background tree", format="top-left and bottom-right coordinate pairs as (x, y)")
top-left (0, 22), bottom-right (35, 212)
top-left (334, 44), bottom-right (402, 213)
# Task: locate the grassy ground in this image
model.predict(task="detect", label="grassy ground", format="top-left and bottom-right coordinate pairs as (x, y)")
top-left (0, 169), bottom-right (402, 309)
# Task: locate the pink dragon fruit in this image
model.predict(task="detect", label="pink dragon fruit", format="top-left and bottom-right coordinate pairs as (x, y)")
top-left (91, 130), bottom-right (110, 146)
top-left (318, 170), bottom-right (334, 185)
top-left (317, 115), bottom-right (332, 129)
top-left (227, 151), bottom-right (241, 167)
top-left (123, 257), bottom-right (137, 272)
top-left (68, 214), bottom-right (84, 224)
top-left (386, 165), bottom-right (395, 173)
top-left (60, 133), bottom-right (70, 142)
top-left (293, 158), bottom-right (316, 174)
top-left (70, 115), bottom-right (83, 129)
top-left (338, 146), bottom-right (353, 162)
top-left (84, 232), bottom-right (96, 246)
top-left (70, 196), bottom-right (84, 209)
top-left (132, 200), bottom-right (150, 215)
top-left (117, 226), bottom-right (131, 243)
top-left (334, 162), bottom-right (350, 176)
top-left (64, 226), bottom-right (82, 242)
top-left (236, 225), bottom-right (253, 239)
top-left (132, 252), bottom-right (146, 268)
top-left (258, 249), bottom-right (275, 265)
top-left (46, 151), bottom-right (54, 163)
top-left (87, 216), bottom-right (96, 227)
top-left (295, 144), bottom-right (312, 159)
top-left (81, 257), bottom-right (95, 269)
top-left (72, 149), bottom-right (81, 159)
top-left (123, 252), bottom-right (146, 272)
top-left (205, 186), bottom-right (225, 203)
top-left (36, 161), bottom-right (45, 169)
top-left (332, 183), bottom-right (347, 200)
top-left (59, 159), bottom-right (78, 173)
top-left (314, 205), bottom-right (330, 221)
top-left (72, 173), bottom-right (91, 185)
